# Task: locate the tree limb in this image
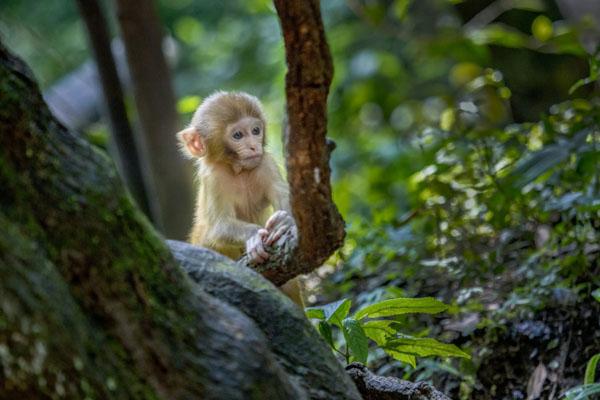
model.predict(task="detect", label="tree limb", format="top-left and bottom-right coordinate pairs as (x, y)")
top-left (75, 0), bottom-right (151, 217)
top-left (346, 363), bottom-right (450, 400)
top-left (114, 0), bottom-right (193, 240)
top-left (240, 0), bottom-right (345, 286)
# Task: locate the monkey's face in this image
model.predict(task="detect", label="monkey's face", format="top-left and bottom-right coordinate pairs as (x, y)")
top-left (224, 116), bottom-right (265, 171)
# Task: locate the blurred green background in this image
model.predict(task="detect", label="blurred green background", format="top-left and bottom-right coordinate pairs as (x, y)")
top-left (1, 0), bottom-right (599, 398)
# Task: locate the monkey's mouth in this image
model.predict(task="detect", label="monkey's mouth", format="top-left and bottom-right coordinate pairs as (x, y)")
top-left (239, 155), bottom-right (263, 170)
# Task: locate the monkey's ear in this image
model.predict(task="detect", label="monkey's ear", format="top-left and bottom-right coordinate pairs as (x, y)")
top-left (177, 127), bottom-right (206, 158)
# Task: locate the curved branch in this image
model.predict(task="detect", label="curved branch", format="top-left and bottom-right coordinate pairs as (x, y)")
top-left (346, 363), bottom-right (450, 400)
top-left (242, 0), bottom-right (345, 285)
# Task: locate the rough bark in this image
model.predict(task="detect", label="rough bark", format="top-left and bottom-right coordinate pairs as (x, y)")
top-left (0, 41), bottom-right (360, 400)
top-left (240, 0), bottom-right (345, 286)
top-left (168, 241), bottom-right (362, 400)
top-left (114, 0), bottom-right (193, 240)
top-left (346, 364), bottom-right (450, 400)
top-left (75, 0), bottom-right (151, 218)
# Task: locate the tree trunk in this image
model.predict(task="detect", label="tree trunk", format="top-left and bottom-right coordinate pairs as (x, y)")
top-left (239, 0), bottom-right (346, 286)
top-left (75, 0), bottom-right (151, 218)
top-left (168, 241), bottom-right (363, 400)
top-left (0, 39), bottom-right (365, 400)
top-left (114, 0), bottom-right (193, 240)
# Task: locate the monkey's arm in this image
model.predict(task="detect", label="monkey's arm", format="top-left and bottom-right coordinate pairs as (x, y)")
top-left (204, 215), bottom-right (271, 264)
top-left (263, 158), bottom-right (297, 246)
top-left (204, 217), bottom-right (261, 246)
top-left (199, 179), bottom-right (270, 263)
top-left (197, 177), bottom-right (260, 245)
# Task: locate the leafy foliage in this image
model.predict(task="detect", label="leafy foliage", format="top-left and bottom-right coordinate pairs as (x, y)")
top-left (306, 297), bottom-right (470, 366)
top-left (2, 0), bottom-right (599, 396)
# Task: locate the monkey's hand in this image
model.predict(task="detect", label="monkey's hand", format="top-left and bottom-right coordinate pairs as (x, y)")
top-left (264, 210), bottom-right (297, 246)
top-left (246, 228), bottom-right (270, 265)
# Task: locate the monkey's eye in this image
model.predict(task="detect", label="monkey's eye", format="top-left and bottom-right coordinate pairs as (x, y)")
top-left (232, 131), bottom-right (243, 140)
top-left (252, 126), bottom-right (261, 135)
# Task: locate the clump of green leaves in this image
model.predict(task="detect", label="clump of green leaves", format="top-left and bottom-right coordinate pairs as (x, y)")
top-left (305, 297), bottom-right (470, 367)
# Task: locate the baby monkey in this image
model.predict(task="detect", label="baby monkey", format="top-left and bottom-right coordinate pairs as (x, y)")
top-left (177, 91), bottom-right (301, 303)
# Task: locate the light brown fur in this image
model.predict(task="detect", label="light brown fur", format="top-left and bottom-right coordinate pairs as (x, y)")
top-left (189, 152), bottom-right (288, 256)
top-left (177, 91), bottom-right (302, 305)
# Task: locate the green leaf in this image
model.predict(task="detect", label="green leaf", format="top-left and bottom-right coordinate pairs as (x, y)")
top-left (506, 128), bottom-right (590, 189)
top-left (318, 321), bottom-right (335, 349)
top-left (362, 320), bottom-right (398, 345)
top-left (585, 353), bottom-right (600, 385)
top-left (173, 17), bottom-right (204, 45)
top-left (592, 289), bottom-right (600, 303)
top-left (506, 145), bottom-right (570, 189)
top-left (564, 383), bottom-right (600, 400)
top-left (306, 299), bottom-right (352, 327)
top-left (532, 15), bottom-right (553, 42)
top-left (384, 349), bottom-right (416, 368)
top-left (544, 192), bottom-right (583, 212)
top-left (384, 336), bottom-right (470, 359)
top-left (570, 56), bottom-right (600, 94)
top-left (342, 318), bottom-right (369, 364)
top-left (440, 108), bottom-right (455, 131)
top-left (324, 299), bottom-right (352, 327)
top-left (569, 76), bottom-right (597, 95)
top-left (305, 308), bottom-right (325, 320)
top-left (393, 0), bottom-right (411, 21)
top-left (355, 297), bottom-right (448, 320)
top-left (176, 95), bottom-right (202, 113)
top-left (467, 24), bottom-right (530, 48)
